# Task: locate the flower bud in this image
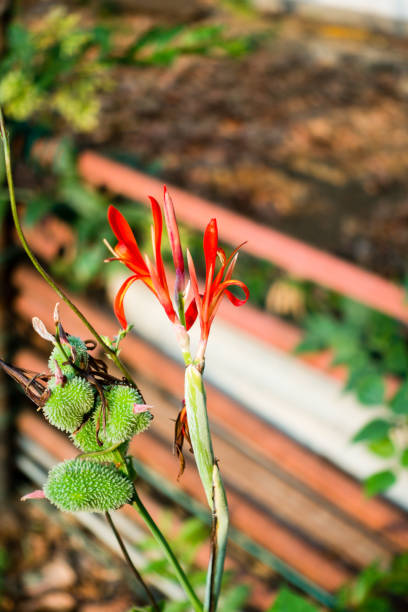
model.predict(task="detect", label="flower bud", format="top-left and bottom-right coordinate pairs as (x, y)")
top-left (48, 335), bottom-right (89, 376)
top-left (102, 385), bottom-right (152, 444)
top-left (71, 417), bottom-right (128, 463)
top-left (44, 376), bottom-right (94, 432)
top-left (44, 459), bottom-right (134, 512)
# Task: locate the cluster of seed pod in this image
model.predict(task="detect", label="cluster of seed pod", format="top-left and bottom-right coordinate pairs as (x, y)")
top-left (21, 315), bottom-right (153, 513)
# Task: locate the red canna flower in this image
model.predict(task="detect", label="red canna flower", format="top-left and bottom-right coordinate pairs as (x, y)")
top-left (107, 188), bottom-right (197, 330)
top-left (187, 218), bottom-right (249, 358)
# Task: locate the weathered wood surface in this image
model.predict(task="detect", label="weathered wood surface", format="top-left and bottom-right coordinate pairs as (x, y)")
top-left (14, 265), bottom-right (408, 596)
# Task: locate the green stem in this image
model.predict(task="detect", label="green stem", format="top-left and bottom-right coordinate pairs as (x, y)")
top-left (0, 108), bottom-right (136, 389)
top-left (113, 451), bottom-right (203, 612)
top-left (184, 365), bottom-right (229, 612)
top-left (77, 442), bottom-right (122, 460)
top-left (0, 109), bottom-right (202, 612)
top-left (105, 510), bottom-right (160, 611)
top-left (131, 492), bottom-right (203, 612)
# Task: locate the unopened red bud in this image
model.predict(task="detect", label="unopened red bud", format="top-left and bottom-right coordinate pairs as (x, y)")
top-left (163, 186), bottom-right (185, 294)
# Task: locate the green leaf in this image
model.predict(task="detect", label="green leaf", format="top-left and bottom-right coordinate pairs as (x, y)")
top-left (7, 23), bottom-right (34, 63)
top-left (368, 437), bottom-right (396, 458)
top-left (294, 336), bottom-right (326, 354)
top-left (341, 297), bottom-right (371, 328)
top-left (24, 196), bottom-right (52, 226)
top-left (295, 314), bottom-right (340, 354)
top-left (145, 49), bottom-right (179, 66)
top-left (400, 448), bottom-right (408, 467)
top-left (128, 604), bottom-right (166, 612)
top-left (364, 470), bottom-right (396, 497)
top-left (220, 584), bottom-right (251, 611)
top-left (268, 587), bottom-right (319, 612)
top-left (383, 341), bottom-right (408, 376)
top-left (390, 382), bottom-right (408, 414)
top-left (142, 558), bottom-right (169, 576)
top-left (356, 374), bottom-right (385, 406)
top-left (367, 313), bottom-right (399, 352)
top-left (344, 355), bottom-right (372, 392)
top-left (161, 603), bottom-right (190, 612)
top-left (180, 25), bottom-right (222, 46)
top-left (353, 419), bottom-right (391, 443)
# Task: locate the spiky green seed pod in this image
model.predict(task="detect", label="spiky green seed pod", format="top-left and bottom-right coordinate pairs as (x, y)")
top-left (48, 335), bottom-right (88, 376)
top-left (103, 385), bottom-right (152, 444)
top-left (71, 417), bottom-right (128, 463)
top-left (43, 376), bottom-right (94, 433)
top-left (44, 459), bottom-right (134, 513)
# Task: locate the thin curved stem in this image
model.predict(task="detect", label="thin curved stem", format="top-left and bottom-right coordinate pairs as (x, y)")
top-left (112, 450), bottom-right (203, 612)
top-left (0, 109), bottom-right (202, 612)
top-left (105, 511), bottom-right (160, 611)
top-left (131, 491), bottom-right (203, 612)
top-left (0, 108), bottom-right (136, 389)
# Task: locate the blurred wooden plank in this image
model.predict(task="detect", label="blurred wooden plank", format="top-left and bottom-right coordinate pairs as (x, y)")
top-left (16, 408), bottom-right (351, 591)
top-left (78, 150), bottom-right (408, 324)
top-left (14, 265), bottom-right (408, 552)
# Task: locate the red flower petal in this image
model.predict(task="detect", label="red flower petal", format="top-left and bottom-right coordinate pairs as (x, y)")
top-left (203, 218), bottom-right (218, 278)
top-left (114, 274), bottom-right (139, 329)
top-left (148, 196), bottom-right (168, 290)
top-left (214, 279), bottom-right (249, 307)
top-left (187, 249), bottom-right (202, 320)
top-left (184, 298), bottom-right (198, 330)
top-left (108, 206), bottom-right (148, 274)
top-left (163, 186), bottom-right (185, 293)
top-left (202, 219), bottom-right (218, 322)
top-left (145, 255), bottom-right (176, 322)
top-left (108, 205), bottom-right (137, 249)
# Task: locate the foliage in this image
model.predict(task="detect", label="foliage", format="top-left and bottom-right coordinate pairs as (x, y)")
top-left (0, 7), bottom-right (112, 131)
top-left (264, 554), bottom-right (408, 612)
top-left (267, 587), bottom-right (320, 612)
top-left (297, 297), bottom-right (408, 495)
top-left (0, 6), bottom-right (254, 132)
top-left (24, 139), bottom-right (152, 290)
top-left (335, 553), bottom-right (408, 611)
top-left (135, 513), bottom-right (250, 611)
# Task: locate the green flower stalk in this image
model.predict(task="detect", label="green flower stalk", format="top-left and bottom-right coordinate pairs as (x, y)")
top-left (107, 186), bottom-right (249, 611)
top-left (184, 365), bottom-right (214, 507)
